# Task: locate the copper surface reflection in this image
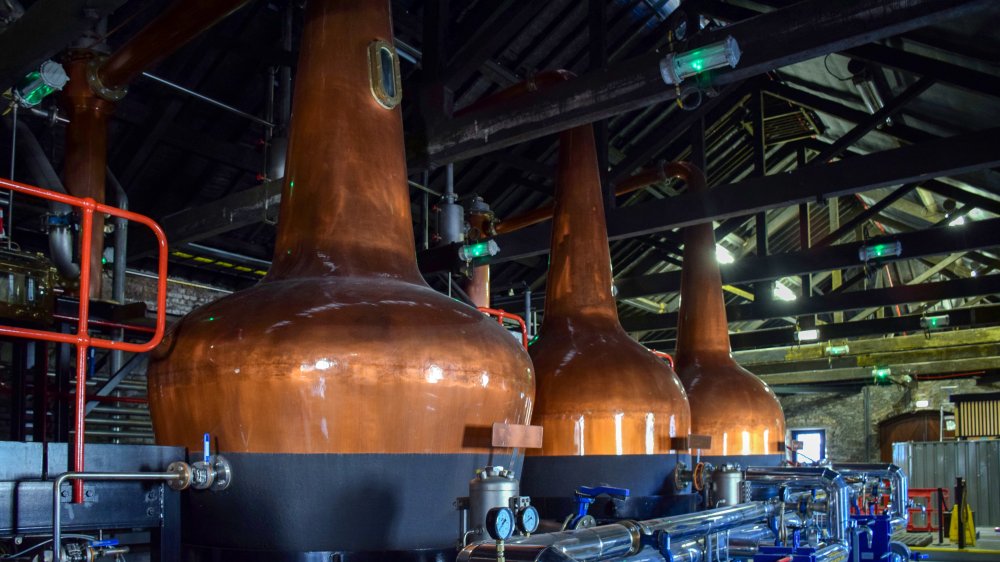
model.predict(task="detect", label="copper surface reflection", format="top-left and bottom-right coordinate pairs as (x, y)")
top-left (62, 52), bottom-right (113, 299)
top-left (148, 0), bottom-right (534, 454)
top-left (529, 125), bottom-right (690, 456)
top-left (673, 166), bottom-right (785, 455)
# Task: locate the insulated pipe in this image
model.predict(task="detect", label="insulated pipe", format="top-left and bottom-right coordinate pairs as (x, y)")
top-left (743, 467), bottom-right (851, 544)
top-left (832, 463), bottom-right (908, 530)
top-left (2, 116), bottom-right (80, 278)
top-left (458, 501), bottom-right (778, 562)
top-left (96, 0), bottom-right (253, 92)
top-left (108, 168), bottom-right (128, 375)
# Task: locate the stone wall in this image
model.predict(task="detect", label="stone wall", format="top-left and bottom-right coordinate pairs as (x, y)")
top-left (780, 377), bottom-right (1000, 462)
top-left (102, 271), bottom-right (230, 318)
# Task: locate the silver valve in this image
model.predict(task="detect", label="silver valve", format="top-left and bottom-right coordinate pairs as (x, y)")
top-left (166, 432), bottom-right (232, 491)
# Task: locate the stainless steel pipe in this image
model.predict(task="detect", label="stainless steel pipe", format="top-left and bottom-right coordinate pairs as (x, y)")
top-left (832, 463), bottom-right (908, 530)
top-left (744, 467), bottom-right (851, 544)
top-left (458, 501), bottom-right (778, 562)
top-left (52, 471), bottom-right (183, 560)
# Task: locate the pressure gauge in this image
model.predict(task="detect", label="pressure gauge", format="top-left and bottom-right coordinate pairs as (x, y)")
top-left (485, 507), bottom-right (515, 541)
top-left (517, 505), bottom-right (540, 534)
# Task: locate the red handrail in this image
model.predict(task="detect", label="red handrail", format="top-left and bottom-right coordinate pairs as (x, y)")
top-left (0, 177), bottom-right (168, 502)
top-left (478, 307), bottom-right (529, 350)
top-left (648, 349), bottom-right (675, 370)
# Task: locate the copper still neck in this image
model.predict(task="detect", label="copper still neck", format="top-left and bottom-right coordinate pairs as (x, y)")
top-left (266, 0), bottom-right (418, 282)
top-left (542, 125), bottom-right (619, 331)
top-left (673, 186), bottom-right (733, 362)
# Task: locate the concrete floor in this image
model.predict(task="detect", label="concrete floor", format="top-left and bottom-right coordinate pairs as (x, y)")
top-left (912, 527), bottom-right (1000, 561)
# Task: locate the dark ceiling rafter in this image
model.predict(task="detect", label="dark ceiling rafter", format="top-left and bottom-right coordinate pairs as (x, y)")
top-left (0, 0), bottom-right (130, 91)
top-left (614, 216), bottom-right (1000, 300)
top-left (458, 126), bottom-right (1000, 267)
top-left (621, 273), bottom-right (1000, 332)
top-left (423, 0), bottom-right (992, 166)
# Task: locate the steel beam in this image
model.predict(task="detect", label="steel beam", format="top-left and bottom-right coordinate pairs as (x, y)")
top-left (621, 274), bottom-right (1000, 332)
top-left (424, 0), bottom-right (990, 165)
top-left (473, 127), bottom-right (1000, 266)
top-left (0, 0), bottom-right (129, 91)
top-left (615, 217), bottom-right (1000, 299)
top-left (128, 180), bottom-right (281, 260)
top-left (724, 303), bottom-right (1000, 351)
top-left (845, 43), bottom-right (1000, 99)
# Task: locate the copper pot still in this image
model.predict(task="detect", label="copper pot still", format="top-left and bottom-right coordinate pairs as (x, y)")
top-left (673, 168), bottom-right (785, 456)
top-left (528, 124), bottom-right (691, 456)
top-left (147, 0), bottom-right (534, 455)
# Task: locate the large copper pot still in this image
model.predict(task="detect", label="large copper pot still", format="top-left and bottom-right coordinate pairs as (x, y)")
top-left (528, 122), bottom-right (691, 456)
top-left (673, 168), bottom-right (785, 455)
top-left (147, 0), bottom-right (534, 455)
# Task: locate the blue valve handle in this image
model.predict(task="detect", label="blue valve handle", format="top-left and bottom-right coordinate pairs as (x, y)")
top-left (573, 485), bottom-right (631, 518)
top-left (203, 433), bottom-right (211, 463)
top-left (89, 539), bottom-right (119, 547)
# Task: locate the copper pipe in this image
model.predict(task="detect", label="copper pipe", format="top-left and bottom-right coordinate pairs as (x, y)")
top-left (98, 0), bottom-right (252, 91)
top-left (672, 163), bottom-right (785, 455)
top-left (59, 0), bottom-right (253, 297)
top-left (148, 0), bottom-right (534, 454)
top-left (464, 200), bottom-right (493, 307)
top-left (529, 124), bottom-right (690, 456)
top-left (61, 52), bottom-right (113, 298)
top-left (494, 161), bottom-right (679, 235)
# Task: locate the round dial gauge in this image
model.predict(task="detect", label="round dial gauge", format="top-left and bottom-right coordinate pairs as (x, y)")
top-left (485, 507), bottom-right (515, 540)
top-left (517, 505), bottom-right (540, 534)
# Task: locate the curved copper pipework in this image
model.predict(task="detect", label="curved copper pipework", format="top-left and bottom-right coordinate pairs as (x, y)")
top-left (98, 0), bottom-right (252, 91)
top-left (61, 52), bottom-right (113, 298)
top-left (148, 0), bottom-right (534, 454)
top-left (464, 200), bottom-right (494, 308)
top-left (59, 0), bottom-right (253, 297)
top-left (494, 161), bottom-right (682, 235)
top-left (529, 123), bottom-right (690, 456)
top-left (672, 163), bottom-right (785, 455)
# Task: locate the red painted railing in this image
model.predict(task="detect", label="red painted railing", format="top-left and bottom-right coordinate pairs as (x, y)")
top-left (0, 177), bottom-right (168, 502)
top-left (478, 307), bottom-right (529, 350)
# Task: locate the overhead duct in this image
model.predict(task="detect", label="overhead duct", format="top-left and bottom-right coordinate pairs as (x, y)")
top-left (147, 0), bottom-right (534, 557)
top-left (673, 170), bottom-right (785, 457)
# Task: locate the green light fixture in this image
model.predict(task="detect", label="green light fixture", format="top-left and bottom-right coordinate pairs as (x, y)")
top-left (458, 240), bottom-right (499, 262)
top-left (13, 60), bottom-right (69, 108)
top-left (858, 240), bottom-right (902, 262)
top-left (660, 36), bottom-right (741, 85)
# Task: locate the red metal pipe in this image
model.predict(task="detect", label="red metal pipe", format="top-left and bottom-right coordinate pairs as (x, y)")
top-left (648, 349), bottom-right (675, 370)
top-left (478, 307), bottom-right (529, 350)
top-left (0, 176), bottom-right (168, 502)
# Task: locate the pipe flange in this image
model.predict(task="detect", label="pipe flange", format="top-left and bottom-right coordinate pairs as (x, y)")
top-left (166, 461), bottom-right (192, 491)
top-left (210, 454), bottom-right (233, 491)
top-left (86, 57), bottom-right (128, 102)
top-left (617, 520), bottom-right (643, 556)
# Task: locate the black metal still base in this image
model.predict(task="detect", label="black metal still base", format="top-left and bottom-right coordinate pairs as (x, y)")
top-left (181, 452), bottom-right (517, 557)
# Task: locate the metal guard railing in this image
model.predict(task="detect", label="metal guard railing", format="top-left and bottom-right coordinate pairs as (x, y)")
top-left (0, 177), bottom-right (169, 503)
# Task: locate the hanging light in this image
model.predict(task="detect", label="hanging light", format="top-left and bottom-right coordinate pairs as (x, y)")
top-left (660, 36), bottom-right (741, 85)
top-left (13, 60), bottom-right (68, 108)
